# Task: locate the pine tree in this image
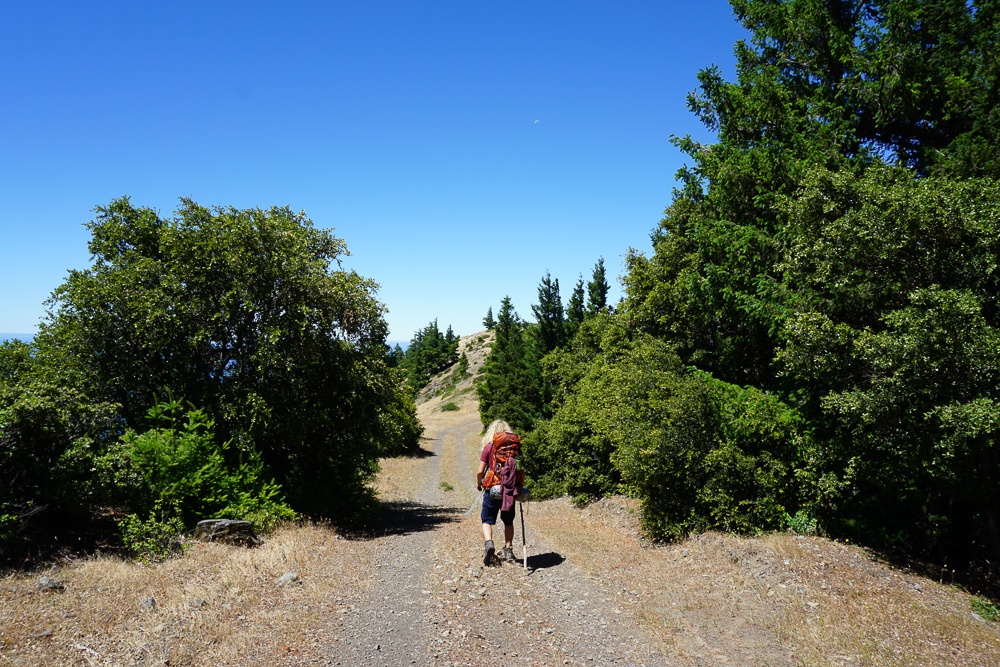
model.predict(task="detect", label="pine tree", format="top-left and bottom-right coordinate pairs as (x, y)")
top-left (531, 271), bottom-right (566, 355)
top-left (401, 319), bottom-right (460, 392)
top-left (386, 343), bottom-right (405, 368)
top-left (566, 275), bottom-right (586, 338)
top-left (483, 306), bottom-right (495, 330)
top-left (476, 296), bottom-right (542, 432)
top-left (586, 258), bottom-right (609, 316)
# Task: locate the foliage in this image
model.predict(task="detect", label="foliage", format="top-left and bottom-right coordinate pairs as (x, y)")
top-left (441, 402), bottom-right (459, 412)
top-left (585, 257), bottom-right (610, 316)
top-left (39, 197), bottom-right (421, 521)
top-left (784, 510), bottom-right (818, 536)
top-left (400, 320), bottom-right (460, 393)
top-left (102, 398), bottom-right (296, 531)
top-left (565, 276), bottom-right (586, 338)
top-left (625, 0), bottom-right (1000, 388)
top-left (374, 372), bottom-right (425, 457)
top-left (118, 500), bottom-right (186, 563)
top-left (385, 343), bottom-right (405, 368)
top-left (612, 0), bottom-right (1000, 566)
top-left (777, 166), bottom-right (1000, 558)
top-left (0, 340), bottom-right (118, 552)
top-left (477, 297), bottom-right (543, 432)
top-left (523, 316), bottom-right (804, 539)
top-left (531, 272), bottom-right (567, 355)
top-left (483, 306), bottom-right (495, 330)
top-left (972, 597), bottom-right (1000, 622)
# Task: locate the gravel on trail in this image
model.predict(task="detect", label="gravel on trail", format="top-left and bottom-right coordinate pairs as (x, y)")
top-left (327, 416), bottom-right (673, 667)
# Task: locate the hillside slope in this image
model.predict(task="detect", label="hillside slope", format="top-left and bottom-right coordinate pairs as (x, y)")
top-left (414, 328), bottom-right (493, 408)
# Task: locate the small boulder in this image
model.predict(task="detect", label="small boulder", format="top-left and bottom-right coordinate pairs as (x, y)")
top-left (140, 597), bottom-right (157, 611)
top-left (193, 519), bottom-right (259, 546)
top-left (277, 572), bottom-right (301, 587)
top-left (37, 576), bottom-right (65, 592)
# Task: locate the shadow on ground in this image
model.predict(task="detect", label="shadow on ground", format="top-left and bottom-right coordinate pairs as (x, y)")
top-left (527, 551), bottom-right (565, 571)
top-left (348, 501), bottom-right (462, 540)
top-left (0, 507), bottom-right (128, 572)
top-left (399, 441), bottom-right (436, 459)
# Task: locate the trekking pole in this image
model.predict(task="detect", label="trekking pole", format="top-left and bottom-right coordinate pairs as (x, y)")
top-left (520, 501), bottom-right (527, 570)
top-left (465, 492), bottom-right (482, 516)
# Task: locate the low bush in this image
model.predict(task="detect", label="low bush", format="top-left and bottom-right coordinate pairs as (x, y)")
top-left (101, 398), bottom-right (296, 533)
top-left (118, 499), bottom-right (186, 563)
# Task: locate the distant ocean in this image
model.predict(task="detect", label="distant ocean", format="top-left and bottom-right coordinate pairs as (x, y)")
top-left (1, 333), bottom-right (34, 343)
top-left (1, 333), bottom-right (406, 348)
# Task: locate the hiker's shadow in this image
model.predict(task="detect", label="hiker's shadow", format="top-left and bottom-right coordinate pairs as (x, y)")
top-left (526, 551), bottom-right (565, 571)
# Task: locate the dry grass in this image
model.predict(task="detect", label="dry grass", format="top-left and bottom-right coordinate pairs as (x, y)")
top-left (0, 522), bottom-right (380, 666)
top-left (528, 496), bottom-right (1000, 666)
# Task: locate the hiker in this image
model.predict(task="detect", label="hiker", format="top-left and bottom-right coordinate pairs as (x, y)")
top-left (476, 418), bottom-right (524, 565)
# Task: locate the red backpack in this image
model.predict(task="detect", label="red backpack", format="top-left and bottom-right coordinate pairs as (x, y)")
top-left (482, 431), bottom-right (521, 490)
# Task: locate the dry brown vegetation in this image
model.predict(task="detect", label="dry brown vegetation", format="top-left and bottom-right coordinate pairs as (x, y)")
top-left (0, 521), bottom-right (387, 666)
top-left (2, 331), bottom-right (999, 665)
top-left (527, 498), bottom-right (1000, 666)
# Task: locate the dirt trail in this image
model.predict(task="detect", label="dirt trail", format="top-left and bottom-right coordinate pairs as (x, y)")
top-left (337, 420), bottom-right (477, 665)
top-left (344, 406), bottom-right (673, 666)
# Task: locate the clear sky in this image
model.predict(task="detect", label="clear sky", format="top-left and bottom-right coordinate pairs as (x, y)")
top-left (1, 1), bottom-right (748, 342)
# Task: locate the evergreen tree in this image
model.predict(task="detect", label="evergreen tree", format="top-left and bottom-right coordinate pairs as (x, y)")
top-left (617, 0), bottom-right (1000, 559)
top-left (566, 275), bottom-right (586, 338)
top-left (483, 306), bottom-right (495, 330)
top-left (477, 297), bottom-right (541, 432)
top-left (625, 0), bottom-right (1000, 387)
top-left (401, 320), bottom-right (460, 393)
top-left (586, 258), bottom-right (609, 316)
top-left (385, 343), bottom-right (405, 368)
top-left (531, 271), bottom-right (566, 355)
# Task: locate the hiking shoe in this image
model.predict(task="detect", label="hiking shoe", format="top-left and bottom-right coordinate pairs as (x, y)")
top-left (483, 540), bottom-right (495, 566)
top-left (503, 546), bottom-right (515, 562)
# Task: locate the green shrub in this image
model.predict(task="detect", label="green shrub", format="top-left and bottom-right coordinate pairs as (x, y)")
top-left (103, 398), bottom-right (296, 532)
top-left (118, 500), bottom-right (186, 563)
top-left (441, 402), bottom-right (459, 412)
top-left (0, 508), bottom-right (17, 555)
top-left (0, 340), bottom-right (120, 553)
top-left (784, 509), bottom-right (818, 535)
top-left (972, 597), bottom-right (1000, 622)
top-left (524, 317), bottom-right (805, 541)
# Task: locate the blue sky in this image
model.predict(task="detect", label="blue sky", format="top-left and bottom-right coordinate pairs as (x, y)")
top-left (1, 1), bottom-right (747, 341)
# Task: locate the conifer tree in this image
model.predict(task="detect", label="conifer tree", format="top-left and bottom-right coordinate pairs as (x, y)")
top-left (477, 296), bottom-right (541, 432)
top-left (586, 257), bottom-right (609, 316)
top-left (401, 319), bottom-right (459, 393)
top-left (566, 275), bottom-right (586, 338)
top-left (531, 271), bottom-right (566, 355)
top-left (483, 306), bottom-right (495, 330)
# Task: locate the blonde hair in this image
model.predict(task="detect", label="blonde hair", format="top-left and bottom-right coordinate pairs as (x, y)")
top-left (481, 419), bottom-right (512, 449)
